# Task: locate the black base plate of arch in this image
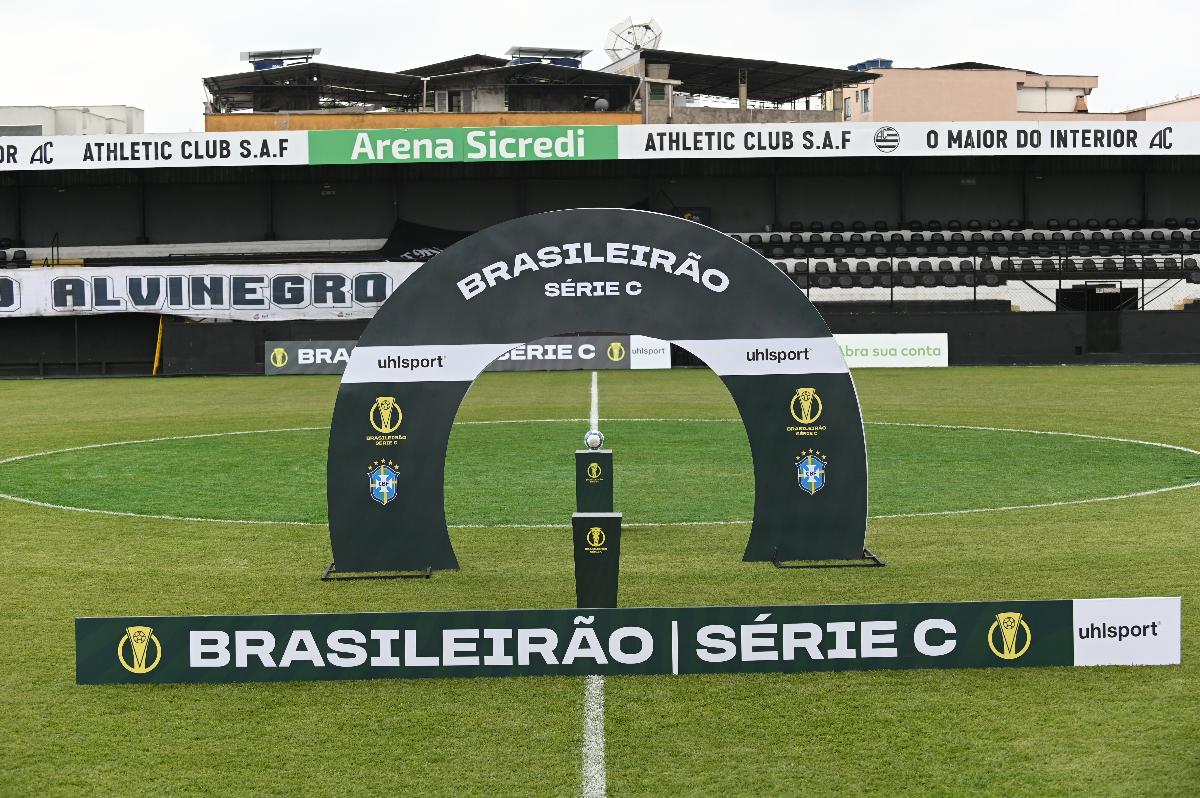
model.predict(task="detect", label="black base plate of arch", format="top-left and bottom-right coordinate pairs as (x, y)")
top-left (320, 562), bottom-right (435, 581)
top-left (770, 547), bottom-right (885, 569)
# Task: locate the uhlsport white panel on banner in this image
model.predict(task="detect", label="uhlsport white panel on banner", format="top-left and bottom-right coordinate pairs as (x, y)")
top-left (0, 131), bottom-right (307, 171)
top-left (835, 333), bottom-right (949, 368)
top-left (0, 263), bottom-right (419, 320)
top-left (628, 335), bottom-right (671, 369)
top-left (1072, 597), bottom-right (1181, 666)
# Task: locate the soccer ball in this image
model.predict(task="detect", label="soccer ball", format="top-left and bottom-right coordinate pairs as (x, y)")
top-left (584, 429), bottom-right (605, 450)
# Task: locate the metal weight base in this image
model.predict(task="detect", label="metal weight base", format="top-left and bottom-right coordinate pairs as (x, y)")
top-left (770, 547), bottom-right (885, 569)
top-left (321, 562), bottom-right (434, 581)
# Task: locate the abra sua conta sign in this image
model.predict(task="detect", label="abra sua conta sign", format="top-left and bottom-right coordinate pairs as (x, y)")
top-left (76, 597), bottom-right (1180, 684)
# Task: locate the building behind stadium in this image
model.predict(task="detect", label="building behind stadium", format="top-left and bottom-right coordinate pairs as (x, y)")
top-left (0, 31), bottom-right (1198, 375)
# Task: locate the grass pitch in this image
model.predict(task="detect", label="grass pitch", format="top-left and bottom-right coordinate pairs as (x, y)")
top-left (0, 365), bottom-right (1197, 796)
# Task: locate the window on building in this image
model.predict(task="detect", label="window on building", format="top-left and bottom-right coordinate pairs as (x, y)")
top-left (861, 88), bottom-right (871, 113)
top-left (649, 83), bottom-right (666, 101)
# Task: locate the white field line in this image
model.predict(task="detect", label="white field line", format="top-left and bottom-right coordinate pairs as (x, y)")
top-left (581, 674), bottom-right (606, 798)
top-left (0, 420), bottom-right (1197, 527)
top-left (581, 371), bottom-right (607, 798)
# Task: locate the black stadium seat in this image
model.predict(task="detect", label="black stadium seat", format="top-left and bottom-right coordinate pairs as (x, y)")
top-left (748, 234), bottom-right (763, 248)
top-left (1046, 219), bottom-right (1062, 231)
top-left (809, 222), bottom-right (825, 234)
top-left (851, 221), bottom-right (867, 233)
top-left (1184, 217), bottom-right (1199, 229)
top-left (987, 219), bottom-right (1002, 231)
top-left (789, 221), bottom-right (805, 233)
top-left (1164, 217), bottom-right (1179, 229)
top-left (967, 219), bottom-right (982, 231)
top-left (1085, 218), bottom-right (1101, 231)
top-left (947, 219), bottom-right (962, 232)
top-left (830, 221), bottom-right (845, 233)
top-left (873, 220), bottom-right (888, 232)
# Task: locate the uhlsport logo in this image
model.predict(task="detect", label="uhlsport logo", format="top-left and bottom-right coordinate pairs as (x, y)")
top-left (370, 396), bottom-right (403, 434)
top-left (117, 625), bottom-right (162, 674)
top-left (269, 347), bottom-right (289, 368)
top-left (795, 450), bottom-right (827, 495)
top-left (874, 126), bottom-right (900, 153)
top-left (586, 461), bottom-right (603, 482)
top-left (585, 526), bottom-right (607, 553)
top-left (368, 460), bottom-right (399, 506)
top-left (606, 341), bottom-right (626, 362)
top-left (988, 611), bottom-right (1032, 660)
top-left (790, 387), bottom-right (823, 424)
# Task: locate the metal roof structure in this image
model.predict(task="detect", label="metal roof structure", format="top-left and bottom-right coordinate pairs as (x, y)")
top-left (203, 63), bottom-right (424, 111)
top-left (399, 54), bottom-right (508, 77)
top-left (425, 62), bottom-right (639, 89)
top-left (629, 49), bottom-right (877, 103)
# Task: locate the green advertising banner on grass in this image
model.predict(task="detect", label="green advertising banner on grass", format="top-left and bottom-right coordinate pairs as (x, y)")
top-left (308, 125), bottom-right (618, 165)
top-left (77, 597), bottom-right (1179, 684)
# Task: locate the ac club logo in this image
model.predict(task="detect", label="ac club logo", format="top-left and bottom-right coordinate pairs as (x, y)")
top-left (874, 126), bottom-right (900, 153)
top-left (369, 460), bottom-right (399, 506)
top-left (795, 449), bottom-right (827, 495)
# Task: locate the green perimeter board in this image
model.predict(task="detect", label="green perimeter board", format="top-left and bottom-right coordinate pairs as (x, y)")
top-left (77, 599), bottom-right (1071, 684)
top-left (308, 125), bottom-right (618, 165)
top-left (326, 209), bottom-right (869, 573)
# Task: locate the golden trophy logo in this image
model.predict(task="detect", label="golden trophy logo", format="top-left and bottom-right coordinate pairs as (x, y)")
top-left (586, 527), bottom-right (607, 548)
top-left (370, 396), bottom-right (403, 434)
top-left (987, 611), bottom-right (1032, 660)
top-left (586, 462), bottom-right (603, 481)
top-left (789, 387), bottom-right (824, 424)
top-left (117, 625), bottom-right (162, 674)
top-left (269, 347), bottom-right (289, 368)
top-left (606, 341), bottom-right (626, 362)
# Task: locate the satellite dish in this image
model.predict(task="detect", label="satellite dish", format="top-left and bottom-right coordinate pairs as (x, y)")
top-left (605, 17), bottom-right (663, 62)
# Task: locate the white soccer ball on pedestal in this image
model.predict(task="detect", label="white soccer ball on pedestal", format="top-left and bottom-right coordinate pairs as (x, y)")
top-left (584, 429), bottom-right (605, 450)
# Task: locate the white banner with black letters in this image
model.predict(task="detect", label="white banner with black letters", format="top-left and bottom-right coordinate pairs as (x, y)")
top-left (0, 263), bottom-right (420, 320)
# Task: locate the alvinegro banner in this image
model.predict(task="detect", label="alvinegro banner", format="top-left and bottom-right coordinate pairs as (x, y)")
top-left (77, 597), bottom-right (1179, 684)
top-left (0, 263), bottom-right (420, 320)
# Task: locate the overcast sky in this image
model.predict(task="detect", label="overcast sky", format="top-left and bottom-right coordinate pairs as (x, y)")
top-left (6, 0), bottom-right (1199, 131)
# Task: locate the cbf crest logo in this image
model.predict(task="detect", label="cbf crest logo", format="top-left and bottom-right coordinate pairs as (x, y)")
top-left (795, 449), bottom-right (827, 495)
top-left (368, 460), bottom-right (399, 506)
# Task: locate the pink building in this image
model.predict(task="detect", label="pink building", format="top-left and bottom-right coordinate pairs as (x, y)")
top-left (838, 62), bottom-right (1125, 122)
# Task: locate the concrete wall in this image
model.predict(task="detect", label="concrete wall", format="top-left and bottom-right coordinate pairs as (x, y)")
top-left (841, 69), bottom-right (1120, 123)
top-left (670, 107), bottom-right (839, 124)
top-left (1128, 95), bottom-right (1200, 121)
top-left (905, 173), bottom-right (1023, 224)
top-left (1027, 171), bottom-right (1142, 222)
top-left (778, 175), bottom-right (898, 228)
top-left (0, 106), bottom-right (143, 135)
top-left (205, 111), bottom-right (641, 131)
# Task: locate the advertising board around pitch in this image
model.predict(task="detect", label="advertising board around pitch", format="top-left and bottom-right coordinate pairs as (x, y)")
top-left (264, 334), bottom-right (672, 375)
top-left (76, 596), bottom-right (1180, 684)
